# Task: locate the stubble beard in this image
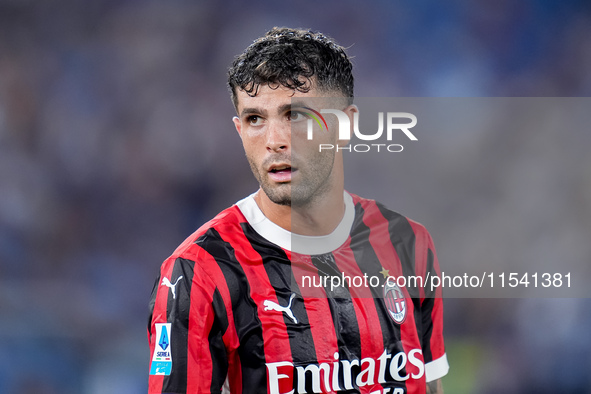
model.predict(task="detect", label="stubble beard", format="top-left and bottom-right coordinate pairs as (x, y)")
top-left (246, 150), bottom-right (336, 208)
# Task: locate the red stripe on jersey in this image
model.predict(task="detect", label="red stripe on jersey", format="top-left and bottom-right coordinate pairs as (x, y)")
top-left (409, 221), bottom-right (443, 301)
top-left (408, 220), bottom-right (429, 301)
top-left (429, 251), bottom-right (445, 364)
top-left (291, 253), bottom-right (340, 363)
top-left (405, 215), bottom-right (444, 385)
top-left (332, 237), bottom-right (386, 393)
top-left (358, 199), bottom-right (406, 283)
top-left (397, 295), bottom-right (425, 392)
top-left (220, 227), bottom-right (294, 393)
top-left (187, 262), bottom-right (216, 393)
top-left (416, 226), bottom-right (445, 365)
top-left (197, 248), bottom-right (243, 393)
top-left (148, 257), bottom-right (175, 394)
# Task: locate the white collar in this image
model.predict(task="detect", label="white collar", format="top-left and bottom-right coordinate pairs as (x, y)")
top-left (236, 191), bottom-right (355, 255)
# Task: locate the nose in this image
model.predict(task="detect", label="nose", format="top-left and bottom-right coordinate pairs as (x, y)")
top-left (265, 121), bottom-right (290, 153)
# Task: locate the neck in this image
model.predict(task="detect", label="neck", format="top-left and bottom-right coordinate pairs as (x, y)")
top-left (254, 168), bottom-right (345, 237)
top-left (254, 188), bottom-right (346, 236)
top-left (293, 190), bottom-right (346, 236)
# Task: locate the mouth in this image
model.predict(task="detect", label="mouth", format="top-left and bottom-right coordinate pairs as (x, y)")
top-left (268, 164), bottom-right (296, 183)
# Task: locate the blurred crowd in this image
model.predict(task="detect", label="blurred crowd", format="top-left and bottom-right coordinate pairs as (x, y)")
top-left (0, 1), bottom-right (590, 393)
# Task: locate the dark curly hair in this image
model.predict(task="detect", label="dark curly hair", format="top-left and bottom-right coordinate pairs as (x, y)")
top-left (228, 27), bottom-right (354, 109)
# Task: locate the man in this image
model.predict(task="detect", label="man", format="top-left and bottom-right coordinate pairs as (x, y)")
top-left (148, 27), bottom-right (448, 394)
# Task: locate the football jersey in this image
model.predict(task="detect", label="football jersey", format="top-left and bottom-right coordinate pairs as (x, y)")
top-left (148, 191), bottom-right (448, 394)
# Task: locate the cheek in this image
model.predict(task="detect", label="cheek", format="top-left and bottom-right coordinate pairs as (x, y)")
top-left (242, 139), bottom-right (264, 164)
top-left (241, 129), bottom-right (266, 148)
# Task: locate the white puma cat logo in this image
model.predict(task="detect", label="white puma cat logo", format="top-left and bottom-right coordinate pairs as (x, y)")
top-left (161, 276), bottom-right (183, 299)
top-left (263, 293), bottom-right (298, 324)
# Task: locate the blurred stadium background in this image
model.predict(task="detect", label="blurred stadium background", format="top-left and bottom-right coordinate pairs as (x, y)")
top-left (0, 0), bottom-right (590, 393)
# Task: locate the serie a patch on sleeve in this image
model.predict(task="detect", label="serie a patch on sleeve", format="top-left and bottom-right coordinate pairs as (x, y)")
top-left (150, 323), bottom-right (172, 375)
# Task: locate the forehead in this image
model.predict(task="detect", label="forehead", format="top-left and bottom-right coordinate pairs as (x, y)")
top-left (234, 84), bottom-right (320, 113)
top-left (234, 84), bottom-right (348, 114)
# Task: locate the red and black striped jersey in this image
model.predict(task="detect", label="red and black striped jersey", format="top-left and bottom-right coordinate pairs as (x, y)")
top-left (148, 191), bottom-right (448, 394)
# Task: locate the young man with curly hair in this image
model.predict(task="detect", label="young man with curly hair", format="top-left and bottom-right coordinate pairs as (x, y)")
top-left (148, 27), bottom-right (448, 394)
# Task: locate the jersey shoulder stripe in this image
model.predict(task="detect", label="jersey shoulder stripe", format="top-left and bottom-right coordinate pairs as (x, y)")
top-left (170, 204), bottom-right (247, 261)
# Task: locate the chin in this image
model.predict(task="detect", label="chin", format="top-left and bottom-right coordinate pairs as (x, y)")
top-left (261, 184), bottom-right (292, 206)
top-left (272, 198), bottom-right (292, 206)
top-left (266, 193), bottom-right (292, 206)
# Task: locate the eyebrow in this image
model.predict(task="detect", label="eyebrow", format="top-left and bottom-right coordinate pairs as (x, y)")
top-left (276, 103), bottom-right (292, 114)
top-left (240, 107), bottom-right (267, 117)
top-left (240, 103), bottom-right (306, 118)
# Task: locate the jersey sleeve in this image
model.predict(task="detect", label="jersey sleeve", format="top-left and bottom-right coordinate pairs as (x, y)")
top-left (412, 224), bottom-right (449, 382)
top-left (422, 232), bottom-right (449, 382)
top-left (148, 252), bottom-right (230, 393)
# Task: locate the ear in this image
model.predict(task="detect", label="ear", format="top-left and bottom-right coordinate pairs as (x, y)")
top-left (337, 104), bottom-right (358, 147)
top-left (232, 116), bottom-right (242, 139)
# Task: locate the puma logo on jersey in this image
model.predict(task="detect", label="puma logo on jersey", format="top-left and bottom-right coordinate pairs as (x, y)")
top-left (264, 293), bottom-right (298, 324)
top-left (161, 276), bottom-right (183, 299)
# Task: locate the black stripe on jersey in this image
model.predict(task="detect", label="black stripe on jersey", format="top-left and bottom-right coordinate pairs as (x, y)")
top-left (350, 203), bottom-right (404, 349)
top-left (311, 253), bottom-right (363, 391)
top-left (350, 202), bottom-right (394, 299)
top-left (196, 228), bottom-right (267, 393)
top-left (209, 288), bottom-right (229, 393)
top-left (421, 248), bottom-right (436, 363)
top-left (211, 287), bottom-right (229, 334)
top-left (163, 258), bottom-right (195, 393)
top-left (375, 204), bottom-right (418, 298)
top-left (241, 224), bottom-right (315, 358)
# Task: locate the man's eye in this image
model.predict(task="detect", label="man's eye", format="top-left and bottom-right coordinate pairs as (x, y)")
top-left (288, 111), bottom-right (307, 122)
top-left (247, 115), bottom-right (263, 126)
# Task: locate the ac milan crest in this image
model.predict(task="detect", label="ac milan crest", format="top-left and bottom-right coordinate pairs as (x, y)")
top-left (383, 281), bottom-right (407, 324)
